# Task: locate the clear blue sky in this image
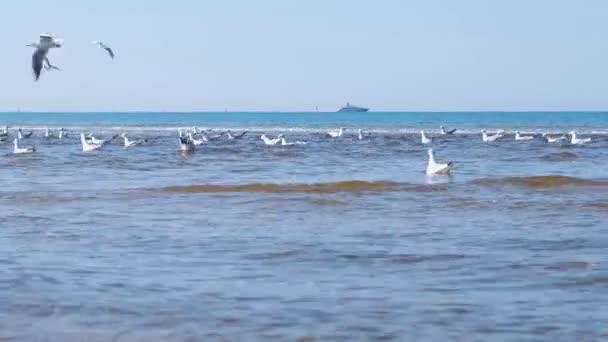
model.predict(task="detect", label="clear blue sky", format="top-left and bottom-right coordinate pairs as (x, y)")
top-left (2, 0), bottom-right (607, 112)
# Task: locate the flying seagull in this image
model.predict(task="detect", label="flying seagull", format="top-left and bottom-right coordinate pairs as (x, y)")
top-left (92, 41), bottom-right (114, 59)
top-left (27, 33), bottom-right (63, 81)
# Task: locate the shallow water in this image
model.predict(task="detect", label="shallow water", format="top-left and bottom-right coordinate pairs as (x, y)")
top-left (1, 112), bottom-right (608, 340)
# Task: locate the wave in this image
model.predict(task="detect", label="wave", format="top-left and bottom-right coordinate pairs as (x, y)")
top-left (540, 152), bottom-right (578, 161)
top-left (157, 180), bottom-right (403, 194)
top-left (472, 175), bottom-right (608, 188)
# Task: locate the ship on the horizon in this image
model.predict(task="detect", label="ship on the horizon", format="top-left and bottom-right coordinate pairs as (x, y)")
top-left (337, 102), bottom-right (369, 112)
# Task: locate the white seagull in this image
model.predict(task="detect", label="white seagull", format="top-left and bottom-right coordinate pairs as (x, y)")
top-left (420, 130), bottom-right (432, 145)
top-left (188, 132), bottom-right (205, 146)
top-left (13, 138), bottom-right (35, 154)
top-left (92, 41), bottom-right (114, 59)
top-left (358, 129), bottom-right (364, 140)
top-left (17, 128), bottom-right (33, 139)
top-left (482, 130), bottom-right (503, 142)
top-left (58, 128), bottom-right (67, 139)
top-left (515, 131), bottom-right (534, 141)
top-left (121, 133), bottom-right (147, 148)
top-left (440, 125), bottom-right (457, 135)
top-left (281, 137), bottom-right (308, 146)
top-left (44, 127), bottom-right (53, 138)
top-left (179, 136), bottom-right (195, 152)
top-left (261, 134), bottom-right (282, 146)
top-left (569, 131), bottom-right (592, 145)
top-left (327, 127), bottom-right (344, 138)
top-left (27, 33), bottom-right (63, 81)
top-left (86, 133), bottom-right (116, 146)
top-left (426, 149), bottom-right (453, 176)
top-left (81, 133), bottom-right (103, 152)
top-left (225, 130), bottom-right (247, 140)
top-left (542, 133), bottom-right (566, 143)
top-left (0, 126), bottom-right (9, 137)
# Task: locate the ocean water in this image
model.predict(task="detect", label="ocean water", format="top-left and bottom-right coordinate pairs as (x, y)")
top-left (1, 112), bottom-right (607, 341)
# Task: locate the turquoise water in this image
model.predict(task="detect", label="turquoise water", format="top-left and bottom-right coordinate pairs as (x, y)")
top-left (1, 112), bottom-right (607, 340)
top-left (2, 111), bottom-right (608, 130)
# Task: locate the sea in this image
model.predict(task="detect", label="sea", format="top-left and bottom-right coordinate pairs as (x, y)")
top-left (1, 111), bottom-right (607, 341)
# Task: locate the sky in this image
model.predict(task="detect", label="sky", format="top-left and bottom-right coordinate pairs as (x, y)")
top-left (1, 0), bottom-right (607, 112)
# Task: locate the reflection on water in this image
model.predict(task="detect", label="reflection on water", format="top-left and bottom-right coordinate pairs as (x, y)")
top-left (1, 116), bottom-right (608, 340)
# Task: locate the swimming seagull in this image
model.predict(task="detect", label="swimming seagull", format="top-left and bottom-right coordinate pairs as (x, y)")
top-left (569, 131), bottom-right (591, 145)
top-left (515, 131), bottom-right (534, 141)
top-left (481, 130), bottom-right (503, 142)
top-left (280, 136), bottom-right (308, 146)
top-left (17, 128), bottom-right (33, 139)
top-left (440, 126), bottom-right (457, 135)
top-left (426, 149), bottom-right (453, 176)
top-left (86, 133), bottom-right (116, 146)
top-left (27, 33), bottom-right (63, 81)
top-left (261, 134), bottom-right (282, 145)
top-left (327, 127), bottom-right (344, 138)
top-left (542, 133), bottom-right (566, 143)
top-left (0, 126), bottom-right (9, 137)
top-left (13, 138), bottom-right (35, 154)
top-left (188, 132), bottom-right (205, 146)
top-left (179, 136), bottom-right (195, 152)
top-left (80, 133), bottom-right (103, 152)
top-left (225, 130), bottom-right (247, 140)
top-left (58, 128), bottom-right (67, 139)
top-left (121, 133), bottom-right (147, 148)
top-left (92, 41), bottom-right (114, 59)
top-left (44, 127), bottom-right (54, 138)
top-left (420, 130), bottom-right (432, 145)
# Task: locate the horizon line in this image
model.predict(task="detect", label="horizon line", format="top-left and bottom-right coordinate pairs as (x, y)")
top-left (1, 110), bottom-right (608, 114)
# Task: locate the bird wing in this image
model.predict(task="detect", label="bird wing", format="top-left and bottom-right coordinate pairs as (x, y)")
top-left (39, 34), bottom-right (53, 44)
top-left (32, 48), bottom-right (47, 81)
top-left (105, 47), bottom-right (114, 59)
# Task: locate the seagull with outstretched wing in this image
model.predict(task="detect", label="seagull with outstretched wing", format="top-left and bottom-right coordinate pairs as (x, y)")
top-left (27, 33), bottom-right (62, 81)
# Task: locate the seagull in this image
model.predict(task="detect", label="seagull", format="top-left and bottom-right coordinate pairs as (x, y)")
top-left (92, 41), bottom-right (114, 59)
top-left (17, 128), bottom-right (33, 139)
top-left (426, 149), bottom-right (453, 176)
top-left (515, 131), bottom-right (534, 141)
top-left (188, 132), bottom-right (205, 146)
top-left (58, 128), bottom-right (67, 139)
top-left (280, 136), bottom-right (308, 146)
top-left (121, 133), bottom-right (147, 148)
top-left (420, 130), bottom-right (432, 145)
top-left (179, 136), bottom-right (195, 152)
top-left (440, 126), bottom-right (457, 135)
top-left (542, 133), bottom-right (566, 143)
top-left (327, 127), bottom-right (344, 138)
top-left (261, 134), bottom-right (282, 146)
top-left (44, 127), bottom-right (54, 138)
top-left (0, 126), bottom-right (9, 137)
top-left (80, 133), bottom-right (103, 152)
top-left (358, 129), bottom-right (364, 140)
top-left (482, 130), bottom-right (503, 142)
top-left (86, 133), bottom-right (116, 146)
top-left (225, 130), bottom-right (247, 140)
top-left (569, 131), bottom-right (591, 145)
top-left (13, 138), bottom-right (35, 154)
top-left (27, 33), bottom-right (63, 81)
